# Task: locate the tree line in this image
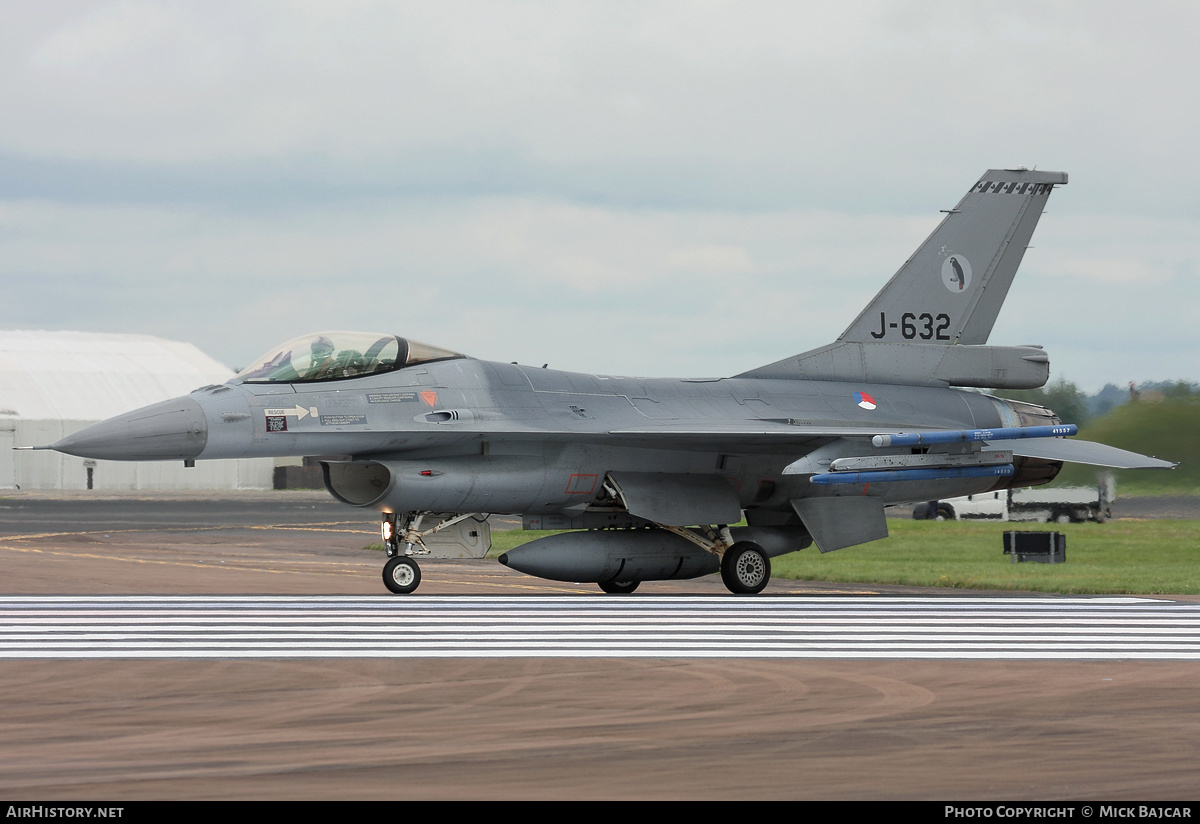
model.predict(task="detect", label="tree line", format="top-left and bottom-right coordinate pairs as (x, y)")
top-left (999, 379), bottom-right (1199, 428)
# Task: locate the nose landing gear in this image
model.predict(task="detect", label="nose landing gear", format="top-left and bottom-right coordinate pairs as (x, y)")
top-left (378, 511), bottom-right (491, 594)
top-left (380, 511), bottom-right (425, 595)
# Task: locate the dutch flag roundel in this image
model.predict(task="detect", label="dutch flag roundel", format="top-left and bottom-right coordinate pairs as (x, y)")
top-left (855, 391), bottom-right (877, 410)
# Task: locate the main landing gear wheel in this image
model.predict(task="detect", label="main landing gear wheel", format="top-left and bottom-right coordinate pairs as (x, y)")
top-left (598, 580), bottom-right (640, 594)
top-left (383, 556), bottom-right (422, 594)
top-left (721, 542), bottom-right (771, 595)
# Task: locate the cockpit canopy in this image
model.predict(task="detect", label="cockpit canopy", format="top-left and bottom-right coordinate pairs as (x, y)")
top-left (236, 332), bottom-right (464, 383)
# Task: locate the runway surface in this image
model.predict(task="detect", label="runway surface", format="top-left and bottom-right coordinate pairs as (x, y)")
top-left (3, 492), bottom-right (1200, 799)
top-left (4, 594), bottom-right (1200, 660)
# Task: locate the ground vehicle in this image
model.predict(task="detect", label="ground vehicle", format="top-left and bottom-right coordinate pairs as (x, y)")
top-left (914, 477), bottom-right (1114, 524)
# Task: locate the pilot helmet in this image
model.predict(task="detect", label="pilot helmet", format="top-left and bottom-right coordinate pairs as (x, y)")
top-left (311, 336), bottom-right (335, 359)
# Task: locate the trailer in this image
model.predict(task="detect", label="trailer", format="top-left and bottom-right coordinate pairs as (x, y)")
top-left (913, 476), bottom-right (1114, 524)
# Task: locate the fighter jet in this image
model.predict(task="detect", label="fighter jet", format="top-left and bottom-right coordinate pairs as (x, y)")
top-left (44, 168), bottom-right (1175, 595)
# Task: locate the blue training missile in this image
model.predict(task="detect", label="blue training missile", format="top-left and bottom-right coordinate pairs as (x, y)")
top-left (810, 464), bottom-right (1015, 486)
top-left (871, 424), bottom-right (1076, 448)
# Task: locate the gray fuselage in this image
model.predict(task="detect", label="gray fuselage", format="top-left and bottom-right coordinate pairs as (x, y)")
top-left (171, 357), bottom-right (1050, 521)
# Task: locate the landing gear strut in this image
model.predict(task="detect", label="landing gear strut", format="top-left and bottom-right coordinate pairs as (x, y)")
top-left (597, 475), bottom-right (774, 596)
top-left (658, 524), bottom-right (773, 595)
top-left (378, 510), bottom-right (492, 595)
top-left (379, 511), bottom-right (450, 595)
top-left (380, 512), bottom-right (422, 594)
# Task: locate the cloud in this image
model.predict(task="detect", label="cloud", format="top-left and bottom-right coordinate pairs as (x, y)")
top-left (1, 2), bottom-right (1198, 393)
top-left (0, 3), bottom-right (1194, 212)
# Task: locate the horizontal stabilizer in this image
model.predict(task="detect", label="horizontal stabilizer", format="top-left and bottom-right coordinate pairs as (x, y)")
top-left (790, 497), bottom-right (888, 553)
top-left (1009, 438), bottom-right (1177, 469)
top-left (738, 341), bottom-right (1052, 388)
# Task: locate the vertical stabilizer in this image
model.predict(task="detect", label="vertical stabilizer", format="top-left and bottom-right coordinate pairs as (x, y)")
top-left (839, 168), bottom-right (1067, 346)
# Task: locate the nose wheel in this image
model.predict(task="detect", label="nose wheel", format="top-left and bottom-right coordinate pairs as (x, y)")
top-left (383, 555), bottom-right (422, 594)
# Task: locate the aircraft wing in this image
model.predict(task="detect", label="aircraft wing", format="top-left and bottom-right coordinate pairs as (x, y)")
top-left (603, 423), bottom-right (1176, 472)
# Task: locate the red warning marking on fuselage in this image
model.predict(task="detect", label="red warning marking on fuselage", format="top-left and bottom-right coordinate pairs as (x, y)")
top-left (565, 474), bottom-right (599, 494)
top-left (420, 391), bottom-right (439, 406)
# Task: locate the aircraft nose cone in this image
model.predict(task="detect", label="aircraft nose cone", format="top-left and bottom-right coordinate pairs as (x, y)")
top-left (51, 397), bottom-right (208, 460)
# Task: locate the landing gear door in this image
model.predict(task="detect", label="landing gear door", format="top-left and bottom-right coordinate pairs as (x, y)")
top-left (420, 514), bottom-right (492, 559)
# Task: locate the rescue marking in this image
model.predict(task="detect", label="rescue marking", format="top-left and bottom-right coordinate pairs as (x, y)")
top-left (265, 405), bottom-right (319, 432)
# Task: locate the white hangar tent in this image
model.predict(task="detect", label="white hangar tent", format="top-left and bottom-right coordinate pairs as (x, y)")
top-left (0, 330), bottom-right (273, 490)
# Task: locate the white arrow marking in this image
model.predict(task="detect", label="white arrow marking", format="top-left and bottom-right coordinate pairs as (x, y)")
top-left (265, 406), bottom-right (319, 419)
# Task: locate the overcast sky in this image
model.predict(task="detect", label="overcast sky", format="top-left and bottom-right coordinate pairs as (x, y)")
top-left (2, 1), bottom-right (1197, 392)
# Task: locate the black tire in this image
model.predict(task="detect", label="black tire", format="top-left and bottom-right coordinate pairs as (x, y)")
top-left (936, 504), bottom-right (954, 521)
top-left (598, 580), bottom-right (640, 594)
top-left (720, 542), bottom-right (771, 595)
top-left (383, 556), bottom-right (421, 594)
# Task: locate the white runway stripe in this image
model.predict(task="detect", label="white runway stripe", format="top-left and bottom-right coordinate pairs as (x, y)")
top-left (1, 595), bottom-right (1197, 660)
